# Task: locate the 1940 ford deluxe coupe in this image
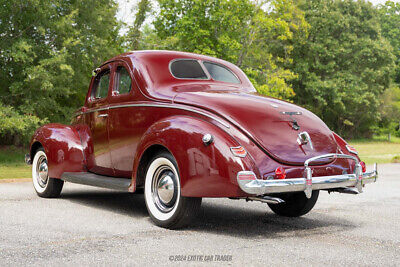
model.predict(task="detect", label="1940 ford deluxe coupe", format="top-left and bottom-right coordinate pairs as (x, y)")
top-left (25, 50), bottom-right (377, 229)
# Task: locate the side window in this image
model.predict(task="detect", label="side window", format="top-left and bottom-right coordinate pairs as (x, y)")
top-left (92, 71), bottom-right (110, 99)
top-left (115, 66), bottom-right (132, 95)
top-left (203, 62), bottom-right (240, 84)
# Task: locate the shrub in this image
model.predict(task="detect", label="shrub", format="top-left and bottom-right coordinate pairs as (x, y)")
top-left (0, 104), bottom-right (46, 146)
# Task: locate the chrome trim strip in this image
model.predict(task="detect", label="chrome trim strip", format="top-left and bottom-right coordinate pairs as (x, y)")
top-left (346, 144), bottom-right (358, 155)
top-left (280, 111), bottom-right (302, 116)
top-left (75, 103), bottom-right (230, 128)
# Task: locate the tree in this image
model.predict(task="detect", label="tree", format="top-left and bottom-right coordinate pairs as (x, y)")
top-left (153, 0), bottom-right (307, 100)
top-left (378, 1), bottom-right (400, 84)
top-left (0, 0), bottom-right (122, 129)
top-left (127, 0), bottom-right (152, 49)
top-left (377, 1), bottom-right (400, 137)
top-left (290, 0), bottom-right (395, 137)
top-left (377, 86), bottom-right (400, 137)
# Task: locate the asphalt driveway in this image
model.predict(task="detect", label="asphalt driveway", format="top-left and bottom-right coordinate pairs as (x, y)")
top-left (0, 164), bottom-right (399, 266)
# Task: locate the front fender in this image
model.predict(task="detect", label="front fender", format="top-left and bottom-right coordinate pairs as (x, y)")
top-left (132, 116), bottom-right (257, 197)
top-left (30, 123), bottom-right (85, 178)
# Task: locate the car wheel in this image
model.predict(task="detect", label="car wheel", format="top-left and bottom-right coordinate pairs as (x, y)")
top-left (32, 148), bottom-right (64, 198)
top-left (268, 190), bottom-right (319, 217)
top-left (144, 151), bottom-right (201, 229)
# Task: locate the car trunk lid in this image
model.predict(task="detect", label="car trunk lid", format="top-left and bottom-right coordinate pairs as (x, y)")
top-left (174, 90), bottom-right (338, 165)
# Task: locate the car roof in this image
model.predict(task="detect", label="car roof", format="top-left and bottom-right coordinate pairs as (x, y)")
top-left (103, 50), bottom-right (235, 67)
top-left (100, 50), bottom-right (255, 100)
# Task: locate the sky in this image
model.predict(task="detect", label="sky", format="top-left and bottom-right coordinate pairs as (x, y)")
top-left (116, 0), bottom-right (141, 27)
top-left (369, 0), bottom-right (396, 3)
top-left (116, 0), bottom-right (400, 27)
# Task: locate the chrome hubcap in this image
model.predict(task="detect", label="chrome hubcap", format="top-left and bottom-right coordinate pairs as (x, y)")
top-left (152, 166), bottom-right (177, 213)
top-left (36, 156), bottom-right (48, 188)
top-left (157, 174), bottom-right (175, 204)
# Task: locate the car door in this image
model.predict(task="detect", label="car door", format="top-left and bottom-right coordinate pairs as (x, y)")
top-left (85, 65), bottom-right (114, 176)
top-left (108, 62), bottom-right (138, 178)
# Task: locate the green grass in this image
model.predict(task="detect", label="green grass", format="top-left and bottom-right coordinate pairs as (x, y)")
top-left (0, 146), bottom-right (31, 179)
top-left (349, 135), bottom-right (400, 164)
top-left (350, 134), bottom-right (400, 144)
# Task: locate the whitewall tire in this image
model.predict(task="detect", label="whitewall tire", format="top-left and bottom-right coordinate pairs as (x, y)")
top-left (144, 151), bottom-right (201, 229)
top-left (32, 148), bottom-right (63, 198)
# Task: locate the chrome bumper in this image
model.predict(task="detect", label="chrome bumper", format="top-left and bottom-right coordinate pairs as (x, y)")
top-left (25, 153), bottom-right (32, 165)
top-left (237, 154), bottom-right (378, 198)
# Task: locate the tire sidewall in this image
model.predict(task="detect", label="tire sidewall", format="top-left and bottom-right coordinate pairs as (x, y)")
top-left (32, 149), bottom-right (48, 194)
top-left (144, 152), bottom-right (182, 225)
top-left (268, 190), bottom-right (319, 217)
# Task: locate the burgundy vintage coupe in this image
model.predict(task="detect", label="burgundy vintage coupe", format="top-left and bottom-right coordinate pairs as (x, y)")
top-left (26, 50), bottom-right (377, 229)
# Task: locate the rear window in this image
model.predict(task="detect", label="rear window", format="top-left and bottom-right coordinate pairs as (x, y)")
top-left (170, 59), bottom-right (208, 79)
top-left (203, 62), bottom-right (240, 84)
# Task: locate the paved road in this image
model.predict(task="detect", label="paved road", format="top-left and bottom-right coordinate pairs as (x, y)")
top-left (0, 164), bottom-right (399, 266)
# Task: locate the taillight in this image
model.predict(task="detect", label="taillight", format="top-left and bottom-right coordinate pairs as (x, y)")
top-left (237, 171), bottom-right (256, 181)
top-left (275, 166), bottom-right (286, 179)
top-left (346, 145), bottom-right (358, 155)
top-left (230, 146), bottom-right (247, 157)
top-left (360, 161), bottom-right (366, 173)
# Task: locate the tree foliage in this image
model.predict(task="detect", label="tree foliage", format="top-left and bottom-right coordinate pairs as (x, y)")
top-left (0, 0), bottom-right (122, 125)
top-left (0, 104), bottom-right (45, 145)
top-left (378, 1), bottom-right (400, 84)
top-left (377, 1), bottom-right (400, 136)
top-left (290, 0), bottom-right (395, 137)
top-left (127, 0), bottom-right (152, 49)
top-left (2, 0), bottom-right (400, 145)
top-left (153, 0), bottom-right (306, 100)
top-left (377, 86), bottom-right (400, 137)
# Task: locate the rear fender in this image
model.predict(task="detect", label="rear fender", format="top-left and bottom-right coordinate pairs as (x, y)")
top-left (132, 116), bottom-right (258, 197)
top-left (332, 131), bottom-right (360, 172)
top-left (30, 123), bottom-right (85, 178)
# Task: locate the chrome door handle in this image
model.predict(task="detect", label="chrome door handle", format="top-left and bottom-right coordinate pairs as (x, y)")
top-left (98, 114), bottom-right (108, 118)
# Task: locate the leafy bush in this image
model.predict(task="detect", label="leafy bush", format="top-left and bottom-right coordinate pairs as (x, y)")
top-left (0, 104), bottom-right (46, 146)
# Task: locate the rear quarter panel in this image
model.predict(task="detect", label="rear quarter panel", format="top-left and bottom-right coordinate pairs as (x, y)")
top-left (132, 115), bottom-right (257, 197)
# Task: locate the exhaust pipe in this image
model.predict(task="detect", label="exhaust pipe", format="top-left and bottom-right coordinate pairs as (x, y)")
top-left (247, 196), bottom-right (285, 204)
top-left (328, 187), bottom-right (359, 195)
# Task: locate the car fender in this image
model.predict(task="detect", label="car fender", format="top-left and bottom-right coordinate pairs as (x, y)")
top-left (30, 123), bottom-right (85, 178)
top-left (132, 115), bottom-right (257, 197)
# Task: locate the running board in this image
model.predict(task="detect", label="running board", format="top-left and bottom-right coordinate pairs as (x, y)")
top-left (61, 172), bottom-right (131, 191)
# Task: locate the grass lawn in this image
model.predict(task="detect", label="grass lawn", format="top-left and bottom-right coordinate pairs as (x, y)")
top-left (349, 137), bottom-right (400, 165)
top-left (0, 146), bottom-right (31, 179)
